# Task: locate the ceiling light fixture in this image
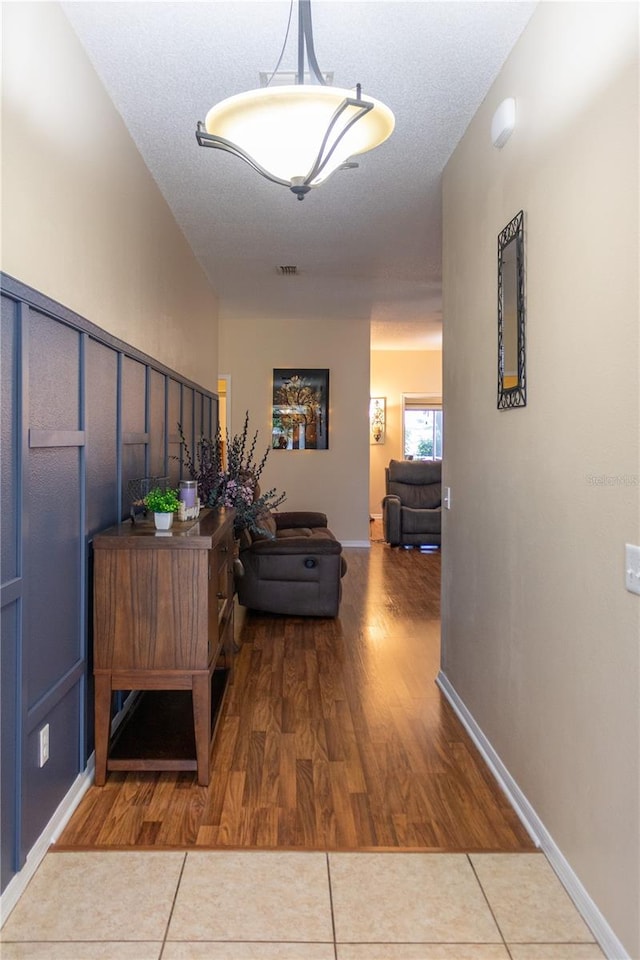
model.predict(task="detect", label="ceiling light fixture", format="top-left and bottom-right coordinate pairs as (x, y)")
top-left (196, 0), bottom-right (395, 200)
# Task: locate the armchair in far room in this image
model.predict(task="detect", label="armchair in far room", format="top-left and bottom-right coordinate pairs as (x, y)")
top-left (382, 459), bottom-right (442, 547)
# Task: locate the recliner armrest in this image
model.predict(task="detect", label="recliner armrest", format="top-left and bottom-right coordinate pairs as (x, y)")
top-left (382, 494), bottom-right (402, 545)
top-left (244, 536), bottom-right (342, 556)
top-left (274, 511), bottom-right (328, 529)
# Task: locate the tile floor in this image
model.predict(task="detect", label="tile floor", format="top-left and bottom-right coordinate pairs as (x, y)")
top-left (0, 850), bottom-right (605, 960)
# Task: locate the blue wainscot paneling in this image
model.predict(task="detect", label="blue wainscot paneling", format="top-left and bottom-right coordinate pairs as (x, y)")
top-left (0, 272), bottom-right (218, 893)
top-left (1, 294), bottom-right (22, 894)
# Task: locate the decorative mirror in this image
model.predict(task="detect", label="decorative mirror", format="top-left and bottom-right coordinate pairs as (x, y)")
top-left (497, 210), bottom-right (526, 409)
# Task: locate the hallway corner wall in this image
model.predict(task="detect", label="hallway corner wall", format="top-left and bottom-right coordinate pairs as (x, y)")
top-left (441, 3), bottom-right (639, 956)
top-left (1, 2), bottom-right (219, 390)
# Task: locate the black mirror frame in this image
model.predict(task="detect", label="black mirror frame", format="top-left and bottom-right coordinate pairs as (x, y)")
top-left (497, 210), bottom-right (526, 409)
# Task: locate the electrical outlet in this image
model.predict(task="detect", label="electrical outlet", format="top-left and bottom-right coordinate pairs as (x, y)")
top-left (625, 543), bottom-right (640, 596)
top-left (38, 724), bottom-right (50, 767)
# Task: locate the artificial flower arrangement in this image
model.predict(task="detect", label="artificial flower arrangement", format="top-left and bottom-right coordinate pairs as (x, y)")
top-left (176, 411), bottom-right (286, 538)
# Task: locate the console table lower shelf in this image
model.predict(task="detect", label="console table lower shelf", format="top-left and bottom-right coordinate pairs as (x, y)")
top-left (104, 669), bottom-right (229, 780)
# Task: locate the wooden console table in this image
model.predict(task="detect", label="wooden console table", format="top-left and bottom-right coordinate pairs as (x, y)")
top-left (92, 507), bottom-right (235, 787)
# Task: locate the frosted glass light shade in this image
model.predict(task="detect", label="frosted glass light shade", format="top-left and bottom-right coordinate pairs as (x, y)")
top-left (204, 84), bottom-right (395, 187)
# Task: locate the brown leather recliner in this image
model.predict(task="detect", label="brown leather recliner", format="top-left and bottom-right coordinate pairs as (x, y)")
top-left (382, 459), bottom-right (442, 547)
top-left (236, 511), bottom-right (347, 617)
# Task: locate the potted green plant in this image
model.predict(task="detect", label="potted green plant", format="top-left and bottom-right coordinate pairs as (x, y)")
top-left (144, 486), bottom-right (179, 530)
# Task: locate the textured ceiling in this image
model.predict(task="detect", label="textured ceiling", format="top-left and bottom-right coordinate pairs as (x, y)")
top-left (62, 1), bottom-right (536, 351)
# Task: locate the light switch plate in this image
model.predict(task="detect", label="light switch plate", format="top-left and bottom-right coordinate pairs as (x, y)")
top-left (443, 486), bottom-right (451, 510)
top-left (625, 543), bottom-right (640, 595)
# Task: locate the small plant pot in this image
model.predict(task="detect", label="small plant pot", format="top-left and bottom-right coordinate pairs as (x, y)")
top-left (154, 512), bottom-right (174, 531)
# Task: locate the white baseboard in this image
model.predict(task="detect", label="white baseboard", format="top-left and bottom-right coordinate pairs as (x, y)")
top-left (436, 671), bottom-right (630, 960)
top-left (0, 760), bottom-right (94, 925)
top-left (342, 540), bottom-right (371, 548)
top-left (0, 691), bottom-right (140, 927)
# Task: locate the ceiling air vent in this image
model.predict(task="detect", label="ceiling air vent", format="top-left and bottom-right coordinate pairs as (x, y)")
top-left (277, 265), bottom-right (298, 276)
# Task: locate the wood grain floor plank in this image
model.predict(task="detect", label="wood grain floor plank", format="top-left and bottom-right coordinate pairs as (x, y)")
top-left (241, 730), bottom-right (265, 807)
top-left (54, 774), bottom-right (122, 845)
top-left (312, 758), bottom-right (336, 848)
top-left (328, 760), bottom-right (359, 848)
top-left (295, 758), bottom-right (316, 846)
top-left (255, 803), bottom-right (279, 846)
top-left (154, 775), bottom-right (204, 845)
top-left (278, 731), bottom-right (297, 812)
top-left (259, 723), bottom-right (282, 806)
top-left (216, 770), bottom-right (246, 846)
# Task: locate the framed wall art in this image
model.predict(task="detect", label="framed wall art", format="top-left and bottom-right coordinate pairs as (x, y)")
top-left (272, 368), bottom-right (329, 450)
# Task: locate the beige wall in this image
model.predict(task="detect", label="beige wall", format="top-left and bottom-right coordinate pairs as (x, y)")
top-left (369, 350), bottom-right (442, 515)
top-left (1, 3), bottom-right (218, 390)
top-left (220, 317), bottom-right (370, 544)
top-left (442, 3), bottom-right (639, 956)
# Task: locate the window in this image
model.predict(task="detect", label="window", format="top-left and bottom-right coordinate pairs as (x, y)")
top-left (402, 395), bottom-right (443, 460)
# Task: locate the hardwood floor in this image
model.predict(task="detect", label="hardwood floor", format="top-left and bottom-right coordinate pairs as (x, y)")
top-left (55, 529), bottom-right (534, 852)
